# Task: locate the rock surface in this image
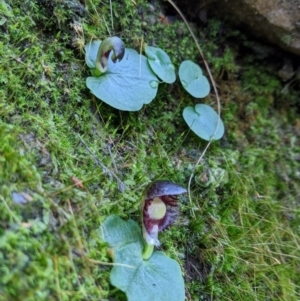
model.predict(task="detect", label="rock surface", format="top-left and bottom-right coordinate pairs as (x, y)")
top-left (175, 0), bottom-right (300, 56)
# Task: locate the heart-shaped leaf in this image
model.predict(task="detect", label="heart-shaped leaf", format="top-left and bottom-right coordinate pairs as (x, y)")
top-left (183, 104), bottom-right (225, 141)
top-left (179, 60), bottom-right (210, 98)
top-left (101, 215), bottom-right (185, 301)
top-left (145, 46), bottom-right (176, 84)
top-left (85, 42), bottom-right (159, 111)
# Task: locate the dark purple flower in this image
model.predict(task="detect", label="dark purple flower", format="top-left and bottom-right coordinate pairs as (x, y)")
top-left (96, 36), bottom-right (125, 73)
top-left (142, 180), bottom-right (186, 246)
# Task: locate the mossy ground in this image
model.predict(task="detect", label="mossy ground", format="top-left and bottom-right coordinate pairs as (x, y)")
top-left (1, 0), bottom-right (300, 300)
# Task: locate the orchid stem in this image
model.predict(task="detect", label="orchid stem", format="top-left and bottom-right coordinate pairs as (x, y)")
top-left (142, 243), bottom-right (154, 260)
top-left (92, 68), bottom-right (102, 77)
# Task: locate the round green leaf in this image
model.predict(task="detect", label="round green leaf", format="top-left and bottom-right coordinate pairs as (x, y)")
top-left (101, 215), bottom-right (185, 301)
top-left (183, 104), bottom-right (225, 141)
top-left (86, 48), bottom-right (159, 111)
top-left (179, 60), bottom-right (210, 98)
top-left (145, 45), bottom-right (176, 84)
top-left (111, 251), bottom-right (185, 301)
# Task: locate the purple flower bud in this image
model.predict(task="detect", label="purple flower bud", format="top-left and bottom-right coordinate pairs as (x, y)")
top-left (142, 180), bottom-right (187, 246)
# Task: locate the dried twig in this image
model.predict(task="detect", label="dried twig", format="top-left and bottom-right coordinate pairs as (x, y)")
top-left (167, 0), bottom-right (222, 216)
top-left (77, 134), bottom-right (125, 192)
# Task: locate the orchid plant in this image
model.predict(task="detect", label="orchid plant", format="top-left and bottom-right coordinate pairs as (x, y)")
top-left (85, 37), bottom-right (161, 111)
top-left (85, 36), bottom-right (225, 141)
top-left (101, 180), bottom-right (187, 301)
top-left (141, 180), bottom-right (187, 260)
